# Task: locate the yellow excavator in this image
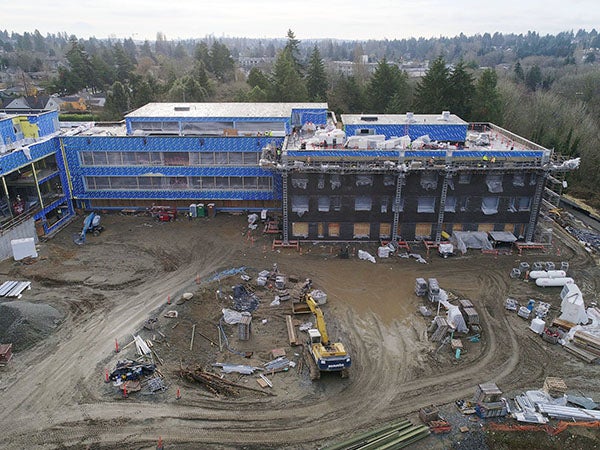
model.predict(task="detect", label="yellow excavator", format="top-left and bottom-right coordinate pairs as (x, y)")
top-left (303, 294), bottom-right (351, 380)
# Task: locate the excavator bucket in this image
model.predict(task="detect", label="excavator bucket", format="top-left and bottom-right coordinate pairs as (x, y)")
top-left (73, 233), bottom-right (85, 245)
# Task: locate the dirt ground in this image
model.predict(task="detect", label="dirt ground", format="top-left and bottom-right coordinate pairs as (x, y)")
top-left (0, 212), bottom-right (600, 449)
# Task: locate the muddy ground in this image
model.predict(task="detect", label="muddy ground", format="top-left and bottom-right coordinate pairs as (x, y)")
top-left (0, 212), bottom-right (599, 449)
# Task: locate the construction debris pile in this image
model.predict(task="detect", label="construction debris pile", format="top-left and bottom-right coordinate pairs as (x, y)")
top-left (179, 365), bottom-right (273, 397)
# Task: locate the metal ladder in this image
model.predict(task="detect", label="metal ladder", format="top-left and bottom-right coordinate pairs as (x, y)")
top-left (434, 172), bottom-right (452, 242)
top-left (281, 171), bottom-right (289, 244)
top-left (525, 173), bottom-right (547, 242)
top-left (391, 173), bottom-right (405, 241)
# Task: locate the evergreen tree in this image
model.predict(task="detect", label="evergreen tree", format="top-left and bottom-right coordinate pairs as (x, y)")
top-left (448, 60), bottom-right (474, 118)
top-left (209, 41), bottom-right (234, 82)
top-left (247, 67), bottom-right (270, 91)
top-left (513, 61), bottom-right (525, 83)
top-left (61, 36), bottom-right (94, 93)
top-left (327, 75), bottom-right (366, 114)
top-left (413, 56), bottom-right (451, 113)
top-left (167, 76), bottom-right (207, 102)
top-left (367, 58), bottom-right (410, 113)
top-left (269, 50), bottom-right (307, 102)
top-left (283, 29), bottom-right (303, 75)
top-left (525, 65), bottom-right (542, 91)
top-left (191, 60), bottom-right (214, 97)
top-left (194, 42), bottom-right (211, 71)
top-left (306, 45), bottom-right (328, 102)
top-left (113, 43), bottom-right (136, 84)
top-left (105, 81), bottom-right (130, 118)
top-left (471, 69), bottom-right (501, 123)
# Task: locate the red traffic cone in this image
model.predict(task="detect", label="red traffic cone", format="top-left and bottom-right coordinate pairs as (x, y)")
top-left (123, 384), bottom-right (128, 398)
top-left (104, 368), bottom-right (110, 383)
top-left (176, 387), bottom-right (181, 400)
top-left (167, 295), bottom-right (171, 305)
top-left (115, 338), bottom-right (120, 353)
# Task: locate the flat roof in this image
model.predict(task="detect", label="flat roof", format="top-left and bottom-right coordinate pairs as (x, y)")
top-left (126, 103), bottom-right (328, 119)
top-left (341, 113), bottom-right (467, 126)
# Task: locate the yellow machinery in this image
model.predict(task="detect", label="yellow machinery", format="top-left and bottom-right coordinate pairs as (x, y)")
top-left (304, 294), bottom-right (351, 380)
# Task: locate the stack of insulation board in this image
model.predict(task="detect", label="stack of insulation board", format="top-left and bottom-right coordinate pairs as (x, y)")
top-left (0, 281), bottom-right (31, 298)
top-left (473, 382), bottom-right (507, 419)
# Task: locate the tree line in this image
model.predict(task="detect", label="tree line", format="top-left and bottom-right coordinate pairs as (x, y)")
top-left (1, 28), bottom-right (599, 205)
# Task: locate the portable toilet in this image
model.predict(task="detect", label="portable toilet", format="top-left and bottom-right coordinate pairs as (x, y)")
top-left (189, 204), bottom-right (197, 218)
top-left (207, 203), bottom-right (216, 218)
top-left (197, 203), bottom-right (206, 217)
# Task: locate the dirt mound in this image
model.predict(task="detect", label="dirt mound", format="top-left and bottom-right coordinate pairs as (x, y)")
top-left (0, 301), bottom-right (63, 351)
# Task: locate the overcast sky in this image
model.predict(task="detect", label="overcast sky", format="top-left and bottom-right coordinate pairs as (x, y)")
top-left (6, 0), bottom-right (599, 41)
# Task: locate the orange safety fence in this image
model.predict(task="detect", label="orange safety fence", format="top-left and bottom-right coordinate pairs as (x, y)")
top-left (486, 420), bottom-right (600, 436)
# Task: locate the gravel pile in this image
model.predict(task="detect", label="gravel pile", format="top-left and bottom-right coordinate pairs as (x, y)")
top-left (0, 301), bottom-right (63, 351)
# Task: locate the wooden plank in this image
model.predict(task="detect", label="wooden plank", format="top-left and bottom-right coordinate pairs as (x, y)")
top-left (190, 324), bottom-right (196, 351)
top-left (286, 315), bottom-right (300, 346)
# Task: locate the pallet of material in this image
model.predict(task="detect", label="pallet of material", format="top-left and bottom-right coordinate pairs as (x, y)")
top-left (462, 307), bottom-right (480, 326)
top-left (563, 341), bottom-right (599, 364)
top-left (430, 317), bottom-right (449, 342)
top-left (552, 318), bottom-right (576, 331)
top-left (459, 299), bottom-right (474, 309)
top-left (543, 377), bottom-right (568, 397)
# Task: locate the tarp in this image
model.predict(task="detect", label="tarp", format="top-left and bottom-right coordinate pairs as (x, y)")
top-left (489, 231), bottom-right (517, 243)
top-left (450, 231), bottom-right (493, 254)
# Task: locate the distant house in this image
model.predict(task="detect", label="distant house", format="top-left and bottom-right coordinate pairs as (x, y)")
top-left (1, 95), bottom-right (60, 113)
top-left (57, 95), bottom-right (87, 112)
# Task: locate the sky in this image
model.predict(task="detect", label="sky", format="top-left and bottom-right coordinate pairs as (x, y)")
top-left (5, 0), bottom-right (600, 41)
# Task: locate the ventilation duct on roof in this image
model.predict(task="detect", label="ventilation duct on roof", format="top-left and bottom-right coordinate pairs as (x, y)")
top-left (441, 111), bottom-right (450, 121)
top-left (406, 112), bottom-right (415, 122)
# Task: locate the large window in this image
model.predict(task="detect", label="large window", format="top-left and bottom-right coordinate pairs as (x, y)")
top-left (292, 222), bottom-right (308, 238)
top-left (415, 223), bottom-right (432, 239)
top-left (444, 196), bottom-right (457, 212)
top-left (379, 223), bottom-right (391, 239)
top-left (318, 196), bottom-right (330, 212)
top-left (355, 196), bottom-right (372, 211)
top-left (353, 223), bottom-right (370, 239)
top-left (291, 196), bottom-right (309, 216)
top-left (417, 197), bottom-right (436, 213)
top-left (328, 223), bottom-right (340, 237)
top-left (481, 197), bottom-right (499, 215)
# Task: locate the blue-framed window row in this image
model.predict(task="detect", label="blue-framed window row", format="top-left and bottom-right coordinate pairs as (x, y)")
top-left (78, 150), bottom-right (261, 166)
top-left (83, 176), bottom-right (273, 191)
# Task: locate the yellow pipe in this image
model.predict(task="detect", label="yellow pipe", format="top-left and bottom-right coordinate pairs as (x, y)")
top-left (58, 137), bottom-right (75, 196)
top-left (31, 161), bottom-right (44, 209)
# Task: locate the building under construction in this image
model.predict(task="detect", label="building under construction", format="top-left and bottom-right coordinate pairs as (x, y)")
top-left (0, 103), bottom-right (577, 257)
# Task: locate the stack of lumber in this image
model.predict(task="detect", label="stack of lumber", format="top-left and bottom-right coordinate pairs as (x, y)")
top-left (572, 331), bottom-right (600, 357)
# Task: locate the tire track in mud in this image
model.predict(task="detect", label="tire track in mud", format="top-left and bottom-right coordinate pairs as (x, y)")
top-left (4, 218), bottom-right (600, 449)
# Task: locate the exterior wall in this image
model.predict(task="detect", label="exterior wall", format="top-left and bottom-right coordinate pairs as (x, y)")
top-left (61, 135), bottom-right (284, 207)
top-left (343, 123), bottom-right (468, 141)
top-left (286, 170), bottom-right (540, 241)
